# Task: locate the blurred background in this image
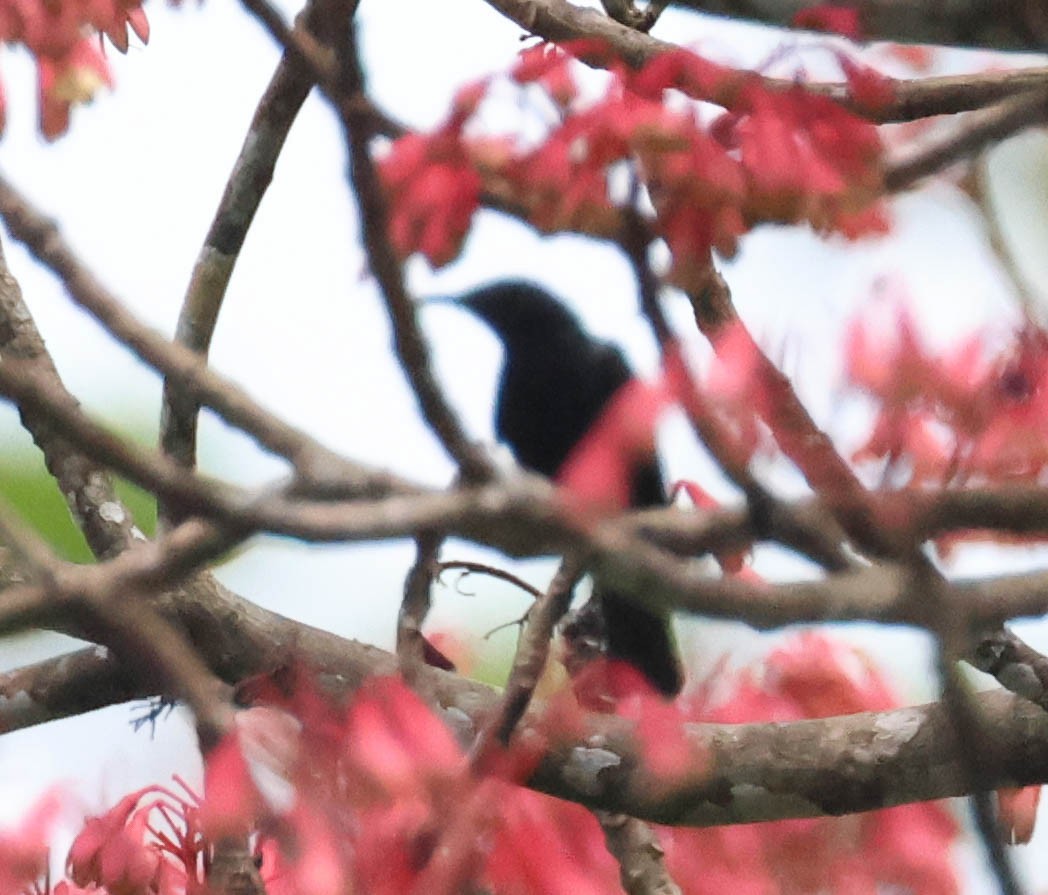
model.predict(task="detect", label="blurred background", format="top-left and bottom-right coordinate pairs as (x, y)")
top-left (1, 0), bottom-right (1047, 888)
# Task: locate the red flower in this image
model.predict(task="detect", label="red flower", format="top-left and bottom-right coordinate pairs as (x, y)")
top-left (556, 376), bottom-right (670, 509)
top-left (665, 633), bottom-right (961, 895)
top-left (996, 785), bottom-right (1041, 845)
top-left (200, 731), bottom-right (267, 839)
top-left (36, 37), bottom-right (114, 140)
top-left (67, 789), bottom-right (164, 895)
top-left (847, 298), bottom-right (1048, 485)
top-left (380, 43), bottom-right (886, 271)
top-left (837, 53), bottom-right (895, 111)
top-left (0, 0), bottom-right (147, 138)
top-left (378, 80), bottom-right (488, 267)
top-left (511, 43), bottom-right (579, 108)
top-left (484, 788), bottom-right (615, 895)
top-left (259, 804), bottom-right (347, 895)
top-left (626, 47), bottom-right (737, 106)
top-left (0, 790), bottom-right (61, 894)
top-left (792, 4), bottom-right (863, 40)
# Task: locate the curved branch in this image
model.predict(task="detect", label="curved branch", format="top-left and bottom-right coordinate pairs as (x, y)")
top-left (160, 52), bottom-right (313, 482)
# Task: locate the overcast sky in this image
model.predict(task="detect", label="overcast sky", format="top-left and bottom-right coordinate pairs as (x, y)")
top-left (1, 1), bottom-right (1046, 888)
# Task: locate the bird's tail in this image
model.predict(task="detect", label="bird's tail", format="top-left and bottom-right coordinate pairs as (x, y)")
top-left (600, 591), bottom-right (683, 697)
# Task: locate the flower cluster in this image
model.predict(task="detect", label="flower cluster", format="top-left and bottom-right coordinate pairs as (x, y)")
top-left (847, 305), bottom-right (1048, 484)
top-left (0, 0), bottom-right (148, 138)
top-left (666, 633), bottom-right (960, 895)
top-left (378, 43), bottom-right (887, 288)
top-left (550, 327), bottom-right (773, 513)
top-left (2, 632), bottom-right (964, 895)
top-left (16, 673), bottom-right (625, 895)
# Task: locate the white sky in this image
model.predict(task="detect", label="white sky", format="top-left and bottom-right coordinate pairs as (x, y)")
top-left (0, 1), bottom-right (1046, 889)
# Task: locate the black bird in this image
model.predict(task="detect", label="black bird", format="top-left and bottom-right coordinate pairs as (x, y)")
top-left (450, 280), bottom-right (683, 696)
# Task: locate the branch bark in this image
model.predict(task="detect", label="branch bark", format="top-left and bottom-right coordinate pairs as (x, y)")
top-left (666, 0), bottom-right (1048, 53)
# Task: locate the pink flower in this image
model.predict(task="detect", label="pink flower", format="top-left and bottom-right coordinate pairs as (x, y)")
top-left (557, 376), bottom-right (669, 510)
top-left (792, 4), bottom-right (863, 40)
top-left (996, 785), bottom-right (1041, 844)
top-left (663, 633), bottom-right (960, 895)
top-left (0, 0), bottom-right (147, 138)
top-left (36, 37), bottom-right (114, 140)
top-left (67, 789), bottom-right (163, 895)
top-left (0, 790), bottom-right (61, 894)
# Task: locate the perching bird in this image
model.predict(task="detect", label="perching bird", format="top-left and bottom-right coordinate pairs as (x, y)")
top-left (449, 279), bottom-right (683, 696)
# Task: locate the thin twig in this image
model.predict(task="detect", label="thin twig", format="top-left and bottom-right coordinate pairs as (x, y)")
top-left (596, 811), bottom-right (681, 895)
top-left (435, 560), bottom-right (546, 600)
top-left (686, 258), bottom-right (905, 558)
top-left (470, 558), bottom-right (583, 765)
top-left (238, 0), bottom-right (493, 482)
top-left (885, 88), bottom-right (1048, 192)
top-left (622, 200), bottom-right (853, 572)
top-left (397, 532), bottom-right (443, 681)
top-left (336, 22), bottom-right (495, 483)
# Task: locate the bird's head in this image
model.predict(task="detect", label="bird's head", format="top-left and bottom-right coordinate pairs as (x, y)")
top-left (433, 280), bottom-right (585, 348)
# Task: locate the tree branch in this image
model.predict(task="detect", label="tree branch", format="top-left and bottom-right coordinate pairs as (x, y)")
top-left (0, 498), bottom-right (234, 751)
top-left (666, 0), bottom-right (1048, 53)
top-left (885, 87), bottom-right (1048, 192)
top-left (480, 0), bottom-right (1048, 121)
top-left (160, 45), bottom-right (313, 486)
top-left (0, 173), bottom-right (363, 490)
top-left (336, 22), bottom-right (495, 483)
top-left (5, 622), bottom-right (1048, 827)
top-left (0, 237), bottom-right (139, 560)
top-left (596, 812), bottom-right (681, 895)
top-left (471, 557), bottom-right (582, 764)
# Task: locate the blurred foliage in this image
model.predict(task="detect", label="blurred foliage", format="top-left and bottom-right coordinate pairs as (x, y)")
top-left (0, 451), bottom-right (156, 562)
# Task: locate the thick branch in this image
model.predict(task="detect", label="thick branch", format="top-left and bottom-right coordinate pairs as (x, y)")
top-left (0, 238), bottom-right (138, 560)
top-left (6, 630), bottom-right (1048, 826)
top-left (529, 687), bottom-right (1048, 826)
top-left (481, 0), bottom-right (1048, 121)
top-left (666, 0), bottom-right (1048, 53)
top-left (0, 500), bottom-right (234, 750)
